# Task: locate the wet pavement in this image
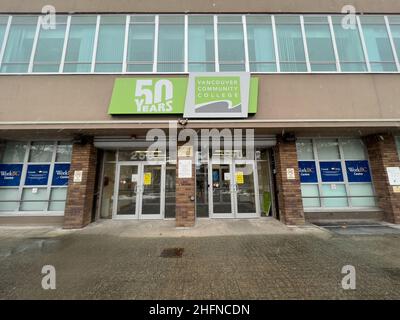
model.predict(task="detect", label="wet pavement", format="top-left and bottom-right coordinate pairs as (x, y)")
top-left (0, 219), bottom-right (399, 299)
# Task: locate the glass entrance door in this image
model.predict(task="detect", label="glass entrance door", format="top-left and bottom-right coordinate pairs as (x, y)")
top-left (115, 164), bottom-right (140, 217)
top-left (114, 162), bottom-right (165, 219)
top-left (209, 160), bottom-right (259, 218)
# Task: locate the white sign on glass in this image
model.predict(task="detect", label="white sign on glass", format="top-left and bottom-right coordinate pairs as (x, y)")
top-left (386, 167), bottom-right (400, 186)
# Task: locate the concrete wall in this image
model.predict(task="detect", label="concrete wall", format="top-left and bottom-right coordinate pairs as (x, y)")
top-left (0, 0), bottom-right (399, 14)
top-left (0, 74), bottom-right (400, 130)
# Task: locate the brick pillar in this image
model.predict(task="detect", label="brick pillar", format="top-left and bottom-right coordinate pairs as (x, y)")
top-left (175, 144), bottom-right (196, 227)
top-left (64, 140), bottom-right (97, 229)
top-left (274, 137), bottom-right (305, 225)
top-left (365, 134), bottom-right (400, 224)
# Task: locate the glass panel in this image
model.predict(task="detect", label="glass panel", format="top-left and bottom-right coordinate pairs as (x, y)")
top-left (389, 17), bottom-right (400, 64)
top-left (48, 187), bottom-right (67, 211)
top-left (141, 165), bottom-right (162, 215)
top-left (188, 16), bottom-right (215, 72)
top-left (128, 17), bottom-right (154, 70)
top-left (304, 16), bottom-right (336, 71)
top-left (20, 187), bottom-right (48, 211)
top-left (212, 164), bottom-right (232, 214)
top-left (157, 15), bottom-right (184, 72)
top-left (1, 16), bottom-right (37, 73)
top-left (100, 162), bottom-right (115, 218)
top-left (360, 16), bottom-right (396, 71)
top-left (29, 142), bottom-right (54, 162)
top-left (348, 183), bottom-right (376, 207)
top-left (0, 16), bottom-right (8, 50)
top-left (95, 15), bottom-right (125, 72)
top-left (257, 159), bottom-right (272, 215)
top-left (246, 15), bottom-right (276, 72)
top-left (117, 165), bottom-right (138, 215)
top-left (341, 139), bottom-right (366, 159)
top-left (33, 16), bottom-right (67, 72)
top-left (296, 139), bottom-right (314, 160)
top-left (0, 141), bottom-right (27, 163)
top-left (316, 139), bottom-right (340, 160)
top-left (165, 165), bottom-right (176, 218)
top-left (321, 184), bottom-right (348, 207)
top-left (196, 163), bottom-right (209, 217)
top-left (275, 16), bottom-right (307, 72)
top-left (301, 184), bottom-right (320, 207)
top-left (396, 136), bottom-right (400, 160)
top-left (64, 16), bottom-right (96, 72)
top-left (218, 16), bottom-right (245, 71)
top-left (56, 142), bottom-right (72, 162)
top-left (235, 163), bottom-right (257, 214)
top-left (332, 16), bottom-right (367, 71)
top-left (0, 188), bottom-right (19, 211)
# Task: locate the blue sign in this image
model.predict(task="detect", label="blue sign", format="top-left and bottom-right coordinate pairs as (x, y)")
top-left (25, 164), bottom-right (50, 186)
top-left (345, 160), bottom-right (372, 183)
top-left (319, 161), bottom-right (344, 182)
top-left (298, 161), bottom-right (318, 183)
top-left (52, 164), bottom-right (70, 186)
top-left (0, 164), bottom-right (23, 186)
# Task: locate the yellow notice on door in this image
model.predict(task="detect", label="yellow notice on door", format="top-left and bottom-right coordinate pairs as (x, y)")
top-left (235, 171), bottom-right (244, 184)
top-left (143, 172), bottom-right (152, 185)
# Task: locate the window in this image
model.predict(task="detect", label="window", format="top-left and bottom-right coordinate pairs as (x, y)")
top-left (246, 15), bottom-right (276, 72)
top-left (331, 16), bottom-right (367, 71)
top-left (297, 138), bottom-right (376, 209)
top-left (64, 16), bottom-right (97, 72)
top-left (388, 16), bottom-right (400, 66)
top-left (0, 141), bottom-right (72, 213)
top-left (0, 16), bottom-right (37, 73)
top-left (0, 16), bottom-right (8, 50)
top-left (218, 15), bottom-right (246, 71)
top-left (33, 16), bottom-right (67, 72)
top-left (157, 15), bottom-right (184, 72)
top-left (304, 16), bottom-right (336, 71)
top-left (275, 16), bottom-right (307, 72)
top-left (360, 16), bottom-right (397, 71)
top-left (95, 15), bottom-right (125, 72)
top-left (188, 15), bottom-right (215, 72)
top-left (127, 15), bottom-right (155, 72)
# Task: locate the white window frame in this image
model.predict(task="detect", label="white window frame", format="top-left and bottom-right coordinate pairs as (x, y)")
top-left (0, 140), bottom-right (72, 216)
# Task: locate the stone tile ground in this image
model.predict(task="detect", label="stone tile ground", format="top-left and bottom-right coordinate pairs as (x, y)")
top-left (0, 221), bottom-right (399, 299)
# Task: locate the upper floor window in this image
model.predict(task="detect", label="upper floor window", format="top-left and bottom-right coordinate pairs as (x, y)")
top-left (95, 15), bottom-right (126, 72)
top-left (246, 15), bottom-right (276, 72)
top-left (157, 15), bottom-right (184, 72)
top-left (304, 16), bottom-right (336, 71)
top-left (63, 16), bottom-right (97, 73)
top-left (188, 15), bottom-right (215, 72)
top-left (1, 16), bottom-right (37, 73)
top-left (128, 15), bottom-right (155, 72)
top-left (360, 16), bottom-right (397, 72)
top-left (217, 15), bottom-right (246, 71)
top-left (275, 16), bottom-right (307, 72)
top-left (0, 13), bottom-right (399, 74)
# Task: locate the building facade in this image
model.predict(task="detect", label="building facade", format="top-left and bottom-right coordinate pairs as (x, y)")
top-left (1, 0), bottom-right (400, 228)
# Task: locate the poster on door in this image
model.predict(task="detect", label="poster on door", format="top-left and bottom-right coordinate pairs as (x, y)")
top-left (0, 164), bottom-right (23, 186)
top-left (25, 164), bottom-right (50, 186)
top-left (319, 161), bottom-right (343, 182)
top-left (345, 160), bottom-right (371, 183)
top-left (143, 172), bottom-right (152, 185)
top-left (235, 171), bottom-right (244, 184)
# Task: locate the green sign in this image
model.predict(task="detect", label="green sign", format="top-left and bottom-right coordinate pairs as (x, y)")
top-left (108, 75), bottom-right (258, 116)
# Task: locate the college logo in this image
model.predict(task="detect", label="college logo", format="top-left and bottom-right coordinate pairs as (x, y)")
top-left (194, 76), bottom-right (241, 113)
top-left (135, 79), bottom-right (173, 113)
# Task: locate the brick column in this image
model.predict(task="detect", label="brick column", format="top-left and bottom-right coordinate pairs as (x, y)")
top-left (274, 137), bottom-right (305, 225)
top-left (63, 140), bottom-right (97, 229)
top-left (365, 134), bottom-right (400, 224)
top-left (175, 144), bottom-right (196, 227)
